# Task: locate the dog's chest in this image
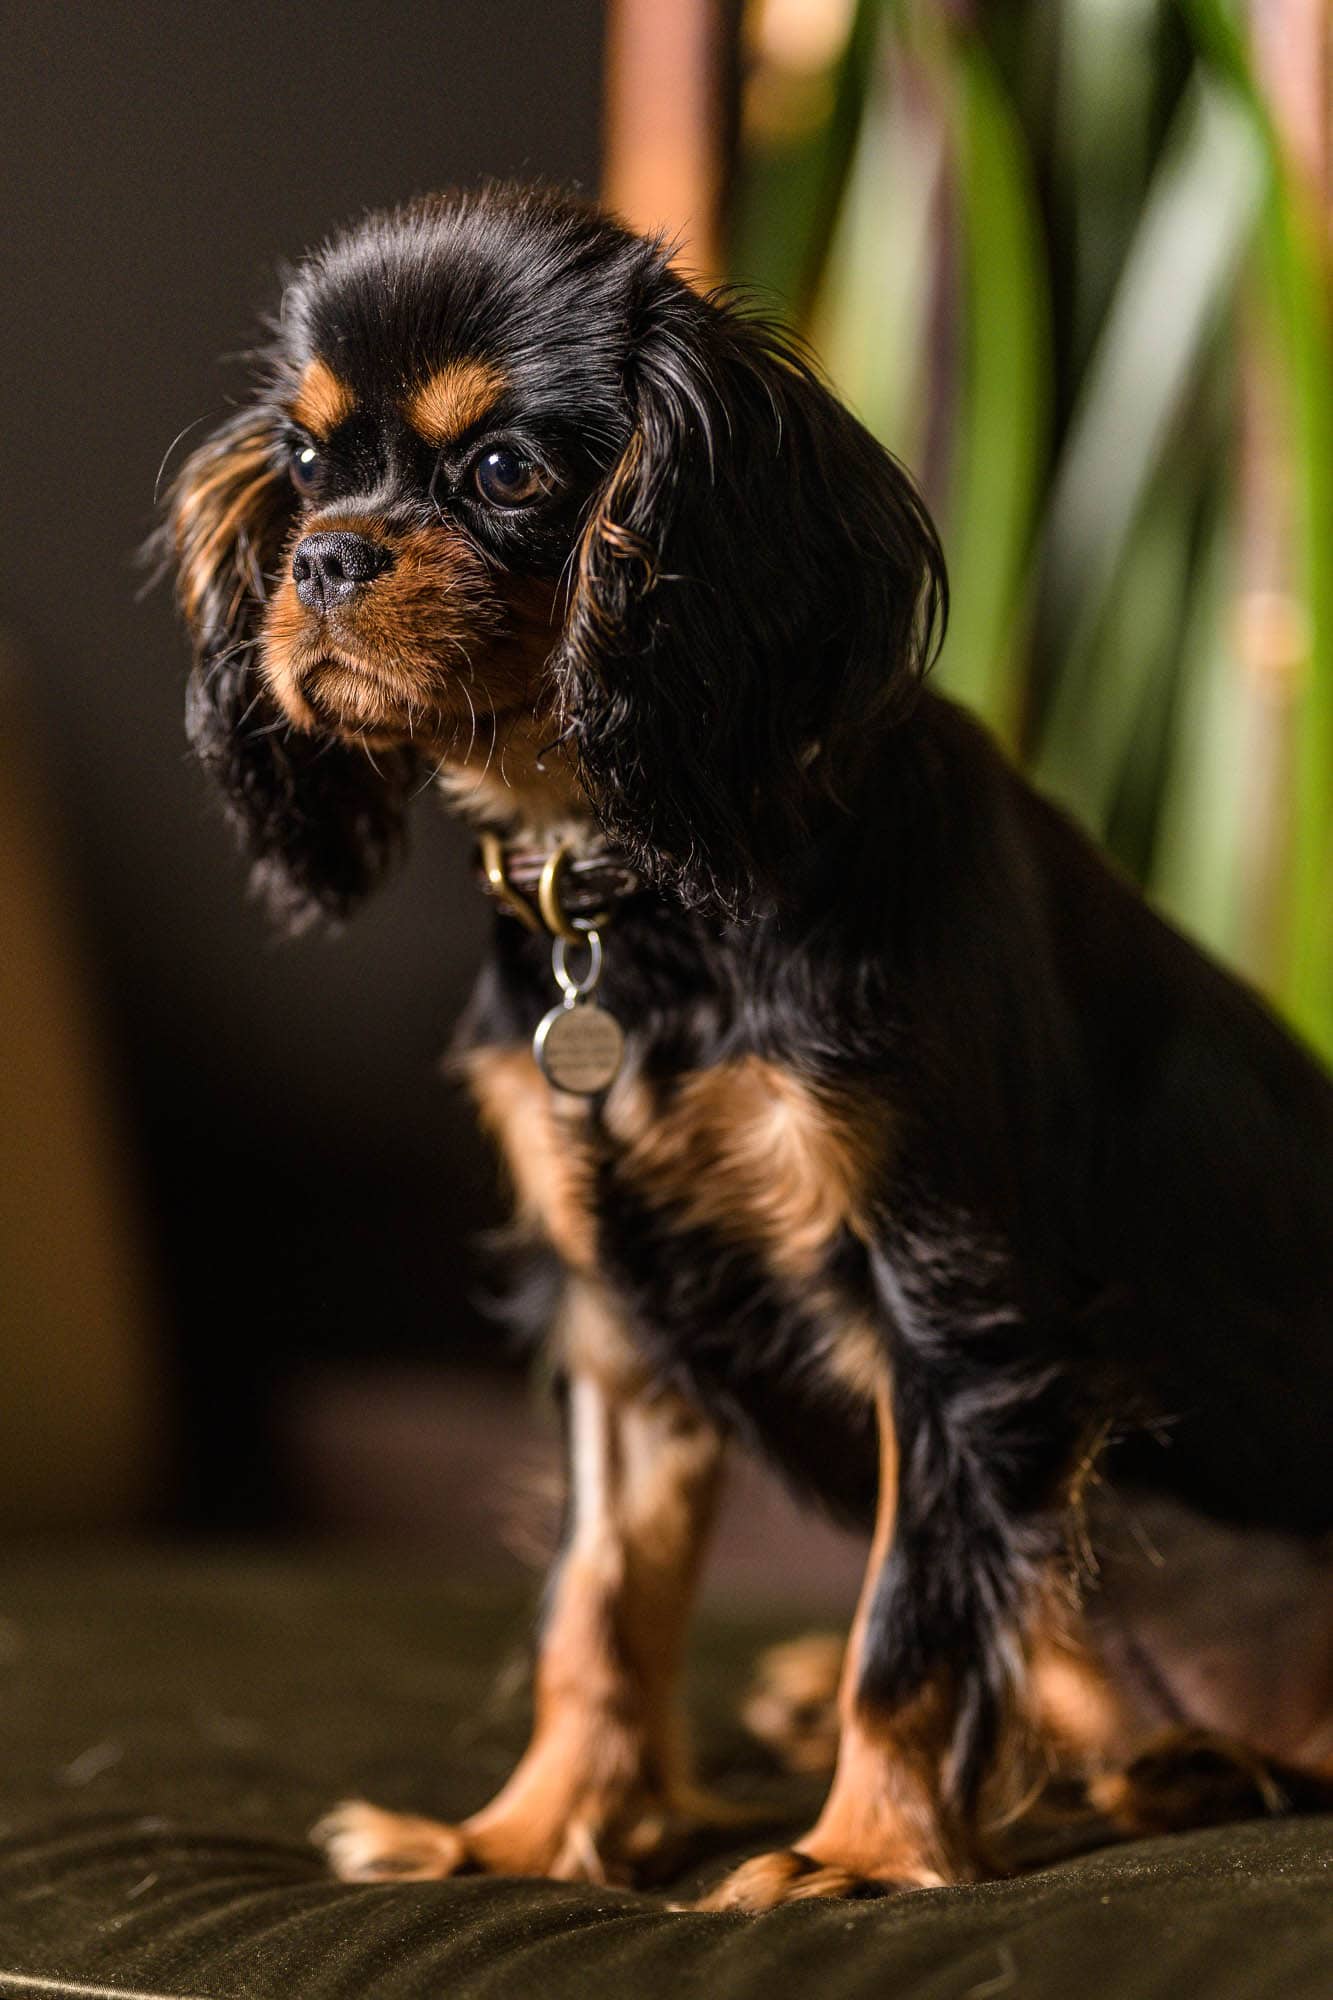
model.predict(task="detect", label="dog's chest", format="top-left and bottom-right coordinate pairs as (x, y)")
top-left (464, 1041), bottom-right (884, 1511)
top-left (466, 1044), bottom-right (876, 1281)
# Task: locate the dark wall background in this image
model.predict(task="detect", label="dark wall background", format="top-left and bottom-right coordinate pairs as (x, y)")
top-left (2, 2), bottom-right (603, 1524)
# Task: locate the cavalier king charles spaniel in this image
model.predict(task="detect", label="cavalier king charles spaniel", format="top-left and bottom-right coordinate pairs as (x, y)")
top-left (164, 185), bottom-right (1333, 1908)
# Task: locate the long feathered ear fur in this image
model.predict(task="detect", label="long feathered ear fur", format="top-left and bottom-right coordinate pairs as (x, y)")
top-left (558, 259), bottom-right (947, 918)
top-left (162, 405), bottom-right (415, 931)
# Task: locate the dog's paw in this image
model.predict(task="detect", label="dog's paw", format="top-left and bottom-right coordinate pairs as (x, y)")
top-left (741, 1632), bottom-right (844, 1775)
top-left (314, 1801), bottom-right (473, 1882)
top-left (692, 1846), bottom-right (941, 1912)
top-left (315, 1785), bottom-right (761, 1888)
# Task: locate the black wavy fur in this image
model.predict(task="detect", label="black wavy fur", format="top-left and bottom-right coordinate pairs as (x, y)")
top-left (164, 184), bottom-right (1333, 1840)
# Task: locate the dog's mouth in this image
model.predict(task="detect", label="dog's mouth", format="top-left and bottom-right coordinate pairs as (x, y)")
top-left (259, 512), bottom-right (508, 742)
top-left (299, 645), bottom-right (395, 693)
top-left (284, 643), bottom-right (537, 756)
top-left (293, 646), bottom-right (452, 736)
top-left (299, 655), bottom-right (385, 723)
top-left (259, 548), bottom-right (560, 752)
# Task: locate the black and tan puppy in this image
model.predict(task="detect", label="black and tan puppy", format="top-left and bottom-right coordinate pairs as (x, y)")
top-left (164, 185), bottom-right (1333, 1908)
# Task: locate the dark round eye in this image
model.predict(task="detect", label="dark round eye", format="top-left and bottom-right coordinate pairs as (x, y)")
top-left (473, 446), bottom-right (544, 508)
top-left (289, 439), bottom-right (321, 496)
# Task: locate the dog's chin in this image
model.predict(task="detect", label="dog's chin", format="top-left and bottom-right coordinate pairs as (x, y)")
top-left (304, 657), bottom-right (418, 733)
top-left (267, 647), bottom-right (458, 746)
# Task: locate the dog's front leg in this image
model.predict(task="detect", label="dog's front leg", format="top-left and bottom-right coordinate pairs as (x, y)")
top-left (697, 1371), bottom-right (987, 1909)
top-left (318, 1280), bottom-right (730, 1885)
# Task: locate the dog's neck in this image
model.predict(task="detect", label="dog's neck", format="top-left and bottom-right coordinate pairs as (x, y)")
top-left (430, 708), bottom-right (643, 930)
top-left (432, 709), bottom-right (597, 851)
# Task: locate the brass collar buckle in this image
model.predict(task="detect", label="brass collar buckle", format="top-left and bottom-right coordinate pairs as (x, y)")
top-left (477, 832), bottom-right (622, 941)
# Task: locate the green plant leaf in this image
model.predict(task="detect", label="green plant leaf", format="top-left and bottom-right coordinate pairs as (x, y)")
top-left (1182, 0), bottom-right (1333, 1054)
top-left (1032, 76), bottom-right (1263, 811)
top-left (931, 25), bottom-right (1049, 742)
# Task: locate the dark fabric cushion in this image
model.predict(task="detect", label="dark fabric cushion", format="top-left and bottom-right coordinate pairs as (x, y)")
top-left (1, 1552), bottom-right (1330, 1998)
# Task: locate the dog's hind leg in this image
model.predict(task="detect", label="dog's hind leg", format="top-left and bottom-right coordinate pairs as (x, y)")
top-left (742, 1631), bottom-right (845, 1776)
top-left (1091, 1728), bottom-right (1333, 1836)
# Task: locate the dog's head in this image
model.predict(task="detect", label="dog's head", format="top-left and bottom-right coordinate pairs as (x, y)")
top-left (165, 185), bottom-right (945, 926)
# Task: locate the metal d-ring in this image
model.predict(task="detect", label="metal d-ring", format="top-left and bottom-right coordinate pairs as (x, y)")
top-left (478, 830), bottom-right (543, 933)
top-left (551, 928), bottom-right (604, 1000)
top-left (537, 844), bottom-right (586, 943)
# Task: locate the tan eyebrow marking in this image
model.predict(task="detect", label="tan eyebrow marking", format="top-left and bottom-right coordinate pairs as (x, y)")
top-left (289, 357), bottom-right (356, 437)
top-left (404, 358), bottom-right (508, 446)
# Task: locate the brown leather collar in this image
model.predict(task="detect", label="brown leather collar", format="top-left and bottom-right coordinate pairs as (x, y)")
top-left (476, 831), bottom-right (642, 939)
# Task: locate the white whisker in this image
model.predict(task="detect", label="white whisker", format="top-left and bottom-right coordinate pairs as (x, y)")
top-left (153, 415), bottom-right (209, 505)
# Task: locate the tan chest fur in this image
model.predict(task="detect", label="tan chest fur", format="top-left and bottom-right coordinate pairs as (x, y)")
top-left (462, 1042), bottom-right (886, 1294)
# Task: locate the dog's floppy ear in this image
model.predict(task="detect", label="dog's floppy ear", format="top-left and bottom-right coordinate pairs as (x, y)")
top-left (163, 404), bottom-right (414, 931)
top-left (558, 261), bottom-right (946, 917)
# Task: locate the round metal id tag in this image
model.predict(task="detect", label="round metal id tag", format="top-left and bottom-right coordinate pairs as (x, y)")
top-left (533, 929), bottom-right (625, 1096)
top-left (534, 996), bottom-right (624, 1095)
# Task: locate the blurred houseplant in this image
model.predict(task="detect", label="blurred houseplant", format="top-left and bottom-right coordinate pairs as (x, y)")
top-left (728, 0), bottom-right (1333, 1059)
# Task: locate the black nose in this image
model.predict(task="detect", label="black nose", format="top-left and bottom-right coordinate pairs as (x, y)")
top-left (291, 531), bottom-right (391, 613)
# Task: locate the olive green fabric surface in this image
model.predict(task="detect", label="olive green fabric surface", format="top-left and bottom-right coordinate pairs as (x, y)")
top-left (0, 1553), bottom-right (1329, 1998)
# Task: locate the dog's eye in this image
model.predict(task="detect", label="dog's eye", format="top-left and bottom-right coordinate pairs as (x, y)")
top-left (289, 440), bottom-right (321, 496)
top-left (473, 447), bottom-right (544, 508)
